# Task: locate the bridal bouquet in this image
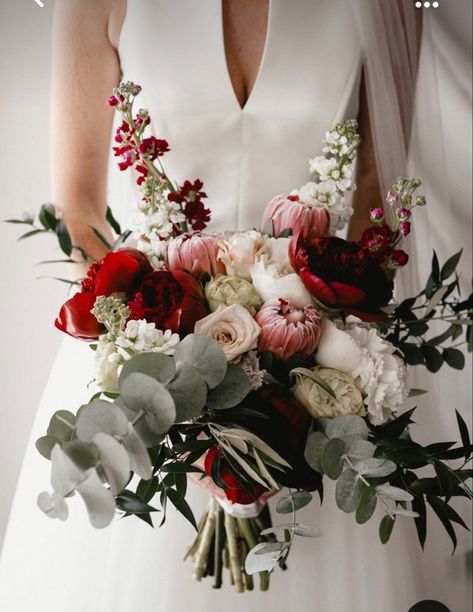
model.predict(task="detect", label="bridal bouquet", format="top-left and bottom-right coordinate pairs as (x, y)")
top-left (9, 82), bottom-right (472, 593)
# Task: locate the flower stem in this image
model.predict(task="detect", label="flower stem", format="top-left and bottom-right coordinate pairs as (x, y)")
top-left (224, 512), bottom-right (244, 593)
top-left (192, 497), bottom-right (217, 582)
top-left (213, 507), bottom-right (225, 589)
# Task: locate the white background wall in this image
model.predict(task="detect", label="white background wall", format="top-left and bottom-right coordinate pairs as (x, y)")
top-left (0, 0), bottom-right (471, 552)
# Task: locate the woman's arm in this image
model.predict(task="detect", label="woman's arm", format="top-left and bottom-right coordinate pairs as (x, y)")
top-left (51, 0), bottom-right (125, 263)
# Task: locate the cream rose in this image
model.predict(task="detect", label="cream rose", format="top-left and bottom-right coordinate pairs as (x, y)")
top-left (217, 230), bottom-right (266, 280)
top-left (194, 304), bottom-right (261, 361)
top-left (292, 367), bottom-right (365, 419)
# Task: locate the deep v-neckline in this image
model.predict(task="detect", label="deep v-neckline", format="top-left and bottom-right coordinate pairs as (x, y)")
top-left (219, 0), bottom-right (272, 112)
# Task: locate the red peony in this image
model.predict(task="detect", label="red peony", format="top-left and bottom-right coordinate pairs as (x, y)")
top-left (289, 234), bottom-right (393, 321)
top-left (55, 248), bottom-right (152, 340)
top-left (127, 269), bottom-right (208, 336)
top-left (204, 446), bottom-right (265, 505)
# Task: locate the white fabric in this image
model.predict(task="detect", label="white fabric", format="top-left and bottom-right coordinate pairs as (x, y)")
top-left (0, 2), bottom-right (471, 611)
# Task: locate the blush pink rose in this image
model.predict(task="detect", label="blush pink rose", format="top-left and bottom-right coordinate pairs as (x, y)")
top-left (166, 232), bottom-right (225, 278)
top-left (261, 194), bottom-right (330, 241)
top-left (255, 298), bottom-right (322, 361)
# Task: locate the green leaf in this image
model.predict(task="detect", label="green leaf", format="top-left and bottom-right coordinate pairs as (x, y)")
top-left (421, 344), bottom-right (444, 373)
top-left (166, 362), bottom-right (207, 421)
top-left (76, 400), bottom-right (129, 442)
top-left (38, 203), bottom-right (58, 231)
top-left (304, 431), bottom-right (328, 473)
top-left (166, 487), bottom-right (197, 529)
top-left (455, 409), bottom-right (471, 459)
top-left (136, 477), bottom-right (159, 503)
top-left (119, 372), bottom-right (176, 434)
top-left (106, 206), bottom-right (122, 235)
top-left (174, 334), bottom-right (227, 389)
top-left (326, 415), bottom-right (369, 442)
top-left (426, 495), bottom-right (462, 552)
top-left (335, 469), bottom-right (364, 513)
top-left (18, 228), bottom-right (47, 241)
top-left (356, 486), bottom-right (377, 524)
top-left (56, 219), bottom-right (73, 256)
top-left (89, 226), bottom-right (112, 250)
top-left (160, 462), bottom-right (203, 474)
top-left (355, 458), bottom-right (397, 478)
top-left (321, 438), bottom-right (346, 480)
top-left (400, 343), bottom-right (425, 366)
top-left (375, 484), bottom-right (413, 502)
top-left (119, 352), bottom-right (176, 386)
top-left (412, 495), bottom-right (427, 549)
top-left (47, 410), bottom-right (76, 442)
top-left (35, 435), bottom-right (58, 459)
top-left (443, 348), bottom-right (465, 370)
top-left (433, 461), bottom-right (458, 497)
top-left (379, 514), bottom-right (395, 544)
top-left (276, 491), bottom-right (313, 514)
top-left (423, 285), bottom-right (449, 318)
top-left (62, 439), bottom-right (99, 470)
top-left (440, 249), bottom-right (463, 280)
top-left (431, 250), bottom-right (440, 284)
top-left (115, 490), bottom-right (159, 514)
top-left (206, 363), bottom-right (250, 410)
top-left (245, 542), bottom-right (285, 574)
top-left (344, 440), bottom-right (376, 463)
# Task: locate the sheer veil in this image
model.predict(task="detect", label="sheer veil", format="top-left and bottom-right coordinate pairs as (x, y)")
top-left (351, 0), bottom-right (421, 193)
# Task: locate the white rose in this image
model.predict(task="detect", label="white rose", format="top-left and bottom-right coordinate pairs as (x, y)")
top-left (316, 318), bottom-right (363, 373)
top-left (217, 230), bottom-right (266, 280)
top-left (293, 367), bottom-right (365, 419)
top-left (194, 304), bottom-right (261, 361)
top-left (250, 260), bottom-right (313, 309)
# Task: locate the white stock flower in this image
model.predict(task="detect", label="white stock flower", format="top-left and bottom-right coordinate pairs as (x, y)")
top-left (94, 321), bottom-right (180, 393)
top-left (316, 318), bottom-right (408, 425)
top-left (194, 304), bottom-right (261, 361)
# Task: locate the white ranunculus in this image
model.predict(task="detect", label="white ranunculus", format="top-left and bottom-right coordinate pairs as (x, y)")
top-left (194, 304), bottom-right (261, 361)
top-left (217, 230), bottom-right (266, 280)
top-left (292, 367), bottom-right (365, 419)
top-left (316, 318), bottom-right (363, 373)
top-left (250, 260), bottom-right (313, 309)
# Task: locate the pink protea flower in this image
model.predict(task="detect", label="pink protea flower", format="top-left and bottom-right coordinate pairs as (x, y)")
top-left (166, 232), bottom-right (226, 278)
top-left (255, 298), bottom-right (322, 361)
top-left (261, 195), bottom-right (330, 241)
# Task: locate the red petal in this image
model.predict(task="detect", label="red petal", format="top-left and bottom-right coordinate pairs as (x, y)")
top-left (299, 269), bottom-right (337, 305)
top-left (55, 293), bottom-right (103, 340)
top-left (330, 282), bottom-right (366, 306)
top-left (94, 249), bottom-right (151, 296)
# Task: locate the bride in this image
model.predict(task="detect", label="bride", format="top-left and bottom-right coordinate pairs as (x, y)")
top-left (0, 1), bottom-right (470, 611)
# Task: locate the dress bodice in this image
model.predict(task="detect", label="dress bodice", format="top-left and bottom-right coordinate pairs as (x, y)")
top-left (118, 0), bottom-right (362, 231)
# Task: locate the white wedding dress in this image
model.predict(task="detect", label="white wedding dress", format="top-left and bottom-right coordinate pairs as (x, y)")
top-left (0, 2), bottom-right (471, 611)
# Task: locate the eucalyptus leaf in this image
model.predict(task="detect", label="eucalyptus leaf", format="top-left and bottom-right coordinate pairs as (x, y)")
top-left (245, 543), bottom-right (282, 574)
top-left (50, 444), bottom-right (85, 496)
top-left (35, 435), bottom-right (58, 460)
top-left (56, 219), bottom-right (73, 256)
top-left (62, 439), bottom-right (99, 470)
top-left (335, 469), bottom-right (363, 513)
top-left (47, 410), bottom-right (76, 442)
top-left (76, 400), bottom-right (129, 443)
top-left (392, 510), bottom-right (419, 518)
top-left (260, 523), bottom-right (321, 538)
top-left (304, 431), bottom-right (328, 473)
top-left (206, 363), bottom-right (250, 410)
top-left (119, 372), bottom-right (176, 434)
top-left (115, 398), bottom-right (165, 448)
top-left (174, 334), bottom-right (227, 389)
top-left (321, 438), bottom-right (346, 480)
top-left (166, 362), bottom-right (207, 421)
top-left (345, 439), bottom-right (376, 463)
top-left (121, 424), bottom-right (153, 480)
top-left (119, 352), bottom-right (176, 386)
top-left (356, 486), bottom-right (377, 524)
top-left (276, 491), bottom-right (313, 514)
top-left (379, 514), bottom-right (395, 544)
top-left (76, 469), bottom-right (116, 528)
top-left (93, 433), bottom-right (130, 495)
top-left (37, 491), bottom-right (69, 521)
top-left (375, 484), bottom-right (413, 502)
top-left (326, 415), bottom-right (369, 442)
top-left (355, 458), bottom-right (397, 478)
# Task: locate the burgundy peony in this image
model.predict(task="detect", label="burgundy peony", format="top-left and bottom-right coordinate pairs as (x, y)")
top-left (127, 269), bottom-right (208, 336)
top-left (234, 385), bottom-right (323, 493)
top-left (289, 234), bottom-right (393, 321)
top-left (165, 232), bottom-right (225, 278)
top-left (204, 446), bottom-right (265, 505)
top-left (255, 298), bottom-right (322, 361)
top-left (55, 248), bottom-right (152, 340)
top-left (261, 194), bottom-right (330, 241)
